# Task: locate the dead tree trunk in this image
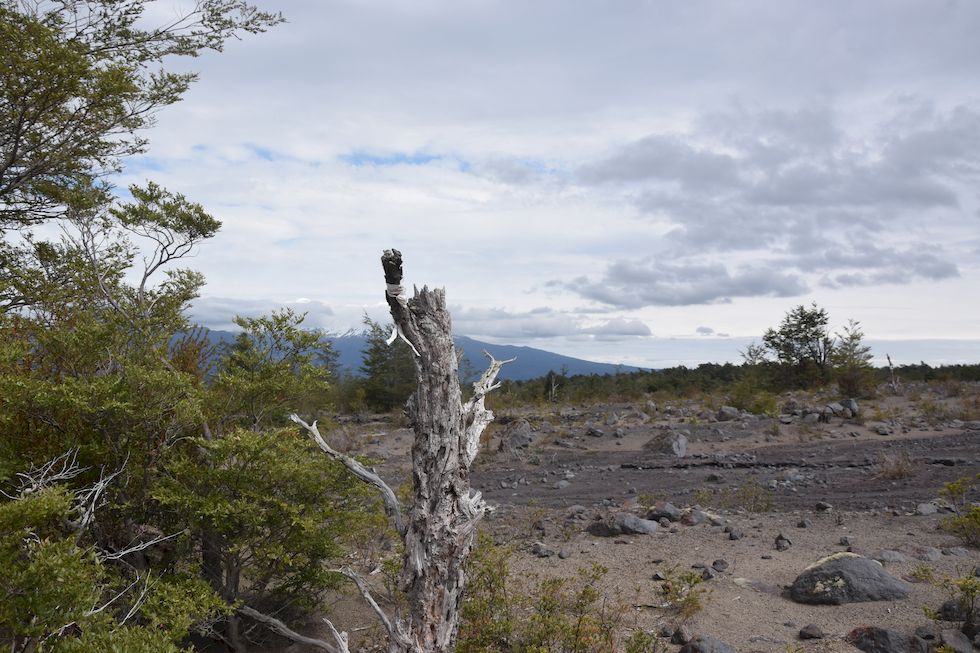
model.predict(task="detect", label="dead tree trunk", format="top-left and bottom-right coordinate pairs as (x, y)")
top-left (292, 249), bottom-right (511, 653)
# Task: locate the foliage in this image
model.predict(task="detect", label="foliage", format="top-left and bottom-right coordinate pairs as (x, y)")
top-left (458, 534), bottom-right (632, 652)
top-left (209, 309), bottom-right (335, 432)
top-left (0, 0), bottom-right (281, 227)
top-left (761, 303), bottom-right (835, 388)
top-left (656, 566), bottom-right (709, 621)
top-left (154, 428), bottom-right (379, 620)
top-left (359, 316), bottom-right (417, 412)
top-left (832, 320), bottom-right (875, 398)
top-left (942, 505), bottom-right (980, 548)
top-left (0, 479), bottom-right (224, 652)
top-left (940, 475), bottom-right (978, 513)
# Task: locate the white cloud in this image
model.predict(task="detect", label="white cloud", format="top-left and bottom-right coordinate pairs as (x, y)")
top-left (108, 0), bottom-right (980, 362)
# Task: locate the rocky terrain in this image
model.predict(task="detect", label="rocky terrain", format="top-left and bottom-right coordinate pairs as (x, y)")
top-left (305, 382), bottom-right (980, 653)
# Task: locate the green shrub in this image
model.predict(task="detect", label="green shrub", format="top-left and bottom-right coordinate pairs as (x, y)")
top-left (458, 534), bottom-right (633, 652)
top-left (941, 505), bottom-right (980, 548)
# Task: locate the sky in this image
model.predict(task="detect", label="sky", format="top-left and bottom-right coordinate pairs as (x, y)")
top-left (120, 0), bottom-right (980, 368)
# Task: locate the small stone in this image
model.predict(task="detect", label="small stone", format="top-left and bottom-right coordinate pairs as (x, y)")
top-left (701, 567), bottom-right (718, 581)
top-left (815, 501), bottom-right (832, 511)
top-left (651, 570), bottom-right (666, 581)
top-left (712, 559), bottom-right (729, 572)
top-left (681, 509), bottom-right (706, 526)
top-left (799, 624), bottom-right (825, 640)
top-left (554, 479), bottom-right (570, 490)
top-left (797, 518), bottom-right (813, 528)
top-left (717, 406), bottom-right (739, 421)
top-left (531, 542), bottom-right (555, 558)
top-left (728, 529), bottom-right (744, 541)
top-left (942, 547), bottom-right (969, 557)
top-left (839, 536), bottom-right (853, 547)
top-left (911, 546), bottom-right (941, 562)
top-left (916, 502), bottom-right (938, 516)
top-left (775, 533), bottom-right (792, 551)
top-left (558, 548), bottom-right (570, 559)
top-left (873, 549), bottom-right (906, 563)
top-left (671, 625), bottom-right (694, 645)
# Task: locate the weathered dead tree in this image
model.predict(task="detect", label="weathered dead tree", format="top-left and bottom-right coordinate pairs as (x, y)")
top-left (291, 249), bottom-right (512, 653)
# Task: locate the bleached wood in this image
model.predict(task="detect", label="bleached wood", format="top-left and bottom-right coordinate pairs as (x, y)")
top-left (290, 414), bottom-right (405, 536)
top-left (238, 606), bottom-right (340, 653)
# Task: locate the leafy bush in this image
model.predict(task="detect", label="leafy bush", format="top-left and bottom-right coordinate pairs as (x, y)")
top-left (458, 534), bottom-right (633, 652)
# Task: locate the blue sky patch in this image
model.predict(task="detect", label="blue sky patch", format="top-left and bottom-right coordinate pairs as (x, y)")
top-left (340, 150), bottom-right (442, 167)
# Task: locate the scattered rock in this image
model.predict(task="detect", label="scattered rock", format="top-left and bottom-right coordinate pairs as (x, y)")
top-left (728, 528), bottom-right (744, 541)
top-left (942, 547), bottom-right (970, 557)
top-left (911, 546), bottom-right (941, 562)
top-left (613, 512), bottom-right (660, 535)
top-left (816, 501), bottom-right (833, 511)
top-left (789, 553), bottom-right (912, 605)
top-left (775, 533), bottom-right (792, 551)
top-left (914, 624), bottom-right (939, 641)
top-left (915, 502), bottom-right (938, 516)
top-left (845, 626), bottom-right (928, 653)
top-left (717, 406), bottom-right (740, 421)
top-left (558, 548), bottom-right (570, 560)
top-left (586, 426), bottom-right (605, 438)
top-left (939, 629), bottom-right (972, 653)
top-left (712, 559), bottom-right (729, 572)
top-left (799, 624), bottom-right (825, 640)
top-left (531, 542), bottom-right (555, 558)
top-left (873, 550), bottom-right (907, 564)
top-left (644, 431), bottom-right (688, 457)
top-left (840, 536), bottom-right (853, 547)
top-left (842, 398), bottom-right (859, 416)
top-left (797, 518), bottom-right (813, 528)
top-left (671, 626), bottom-right (694, 645)
top-left (498, 419), bottom-right (535, 451)
top-left (681, 508), bottom-right (706, 526)
top-left (678, 635), bottom-right (737, 653)
top-left (706, 472), bottom-right (726, 483)
top-left (646, 501), bottom-right (681, 522)
top-left (939, 598), bottom-right (969, 622)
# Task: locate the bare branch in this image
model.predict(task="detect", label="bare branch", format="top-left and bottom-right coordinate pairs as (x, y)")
top-left (461, 351), bottom-right (515, 467)
top-left (13, 448), bottom-right (86, 495)
top-left (99, 529), bottom-right (186, 561)
top-left (322, 618), bottom-right (351, 653)
top-left (290, 414), bottom-right (404, 536)
top-left (238, 606), bottom-right (340, 653)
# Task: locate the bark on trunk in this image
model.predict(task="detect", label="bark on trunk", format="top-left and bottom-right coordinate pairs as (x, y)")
top-left (293, 250), bottom-right (509, 653)
top-left (381, 249), bottom-right (500, 653)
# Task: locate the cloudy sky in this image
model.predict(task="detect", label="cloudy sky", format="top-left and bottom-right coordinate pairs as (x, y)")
top-left (122, 0), bottom-right (980, 367)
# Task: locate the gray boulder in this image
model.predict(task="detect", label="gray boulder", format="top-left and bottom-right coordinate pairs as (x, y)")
top-left (498, 419), bottom-right (534, 451)
top-left (645, 431), bottom-right (688, 457)
top-left (717, 406), bottom-right (739, 421)
top-left (790, 553), bottom-right (911, 605)
top-left (646, 501), bottom-right (682, 522)
top-left (678, 636), bottom-right (737, 653)
top-left (845, 626), bottom-right (929, 653)
top-left (614, 512), bottom-right (659, 535)
top-left (842, 398), bottom-right (859, 416)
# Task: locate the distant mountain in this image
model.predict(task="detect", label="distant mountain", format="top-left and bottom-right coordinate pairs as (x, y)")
top-left (201, 330), bottom-right (641, 381)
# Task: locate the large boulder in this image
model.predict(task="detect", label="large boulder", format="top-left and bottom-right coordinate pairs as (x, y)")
top-left (613, 512), bottom-right (659, 535)
top-left (644, 431), bottom-right (688, 457)
top-left (845, 626), bottom-right (929, 653)
top-left (587, 511), bottom-right (659, 537)
top-left (498, 419), bottom-right (534, 451)
top-left (790, 553), bottom-right (911, 605)
top-left (717, 406), bottom-right (739, 421)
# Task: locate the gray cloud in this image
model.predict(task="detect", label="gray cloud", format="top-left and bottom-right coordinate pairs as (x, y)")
top-left (563, 259), bottom-right (809, 309)
top-left (578, 135), bottom-right (738, 190)
top-left (696, 326), bottom-right (714, 336)
top-left (451, 306), bottom-right (651, 339)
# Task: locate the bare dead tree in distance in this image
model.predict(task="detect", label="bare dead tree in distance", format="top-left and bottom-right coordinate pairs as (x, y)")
top-left (291, 249), bottom-right (512, 653)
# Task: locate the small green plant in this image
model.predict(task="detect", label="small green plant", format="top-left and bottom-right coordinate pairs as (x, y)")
top-left (939, 474), bottom-right (978, 513)
top-left (909, 564), bottom-right (936, 584)
top-left (941, 505), bottom-right (980, 547)
top-left (458, 534), bottom-right (634, 652)
top-left (624, 630), bottom-right (661, 653)
top-left (657, 566), bottom-right (710, 621)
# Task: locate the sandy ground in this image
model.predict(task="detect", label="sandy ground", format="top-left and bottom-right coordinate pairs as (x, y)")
top-left (276, 383), bottom-right (980, 652)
